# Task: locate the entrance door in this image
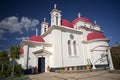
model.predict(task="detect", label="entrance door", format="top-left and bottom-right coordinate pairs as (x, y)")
top-left (38, 57), bottom-right (45, 73)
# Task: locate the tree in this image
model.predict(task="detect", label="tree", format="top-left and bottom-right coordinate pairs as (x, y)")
top-left (110, 45), bottom-right (120, 69)
top-left (0, 51), bottom-right (9, 72)
top-left (9, 46), bottom-right (20, 77)
top-left (0, 51), bottom-right (9, 77)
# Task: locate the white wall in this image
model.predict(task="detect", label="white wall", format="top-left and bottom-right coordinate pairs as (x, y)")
top-left (53, 29), bottom-right (63, 67)
top-left (61, 31), bottom-right (85, 67)
top-left (88, 41), bottom-right (109, 66)
top-left (44, 27), bottom-right (86, 68)
top-left (43, 29), bottom-right (56, 67)
top-left (51, 11), bottom-right (61, 26)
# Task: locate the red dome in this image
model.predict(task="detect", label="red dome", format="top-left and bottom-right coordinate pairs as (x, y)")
top-left (20, 48), bottom-right (24, 54)
top-left (29, 36), bottom-right (45, 42)
top-left (61, 19), bottom-right (73, 28)
top-left (72, 17), bottom-right (91, 24)
top-left (87, 32), bottom-right (106, 41)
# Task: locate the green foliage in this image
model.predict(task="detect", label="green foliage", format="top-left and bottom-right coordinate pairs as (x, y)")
top-left (0, 51), bottom-right (9, 66)
top-left (10, 46), bottom-right (20, 59)
top-left (4, 75), bottom-right (29, 80)
top-left (0, 51), bottom-right (10, 78)
top-left (111, 45), bottom-right (120, 69)
top-left (9, 46), bottom-right (21, 77)
top-left (14, 64), bottom-right (24, 77)
top-left (58, 67), bottom-right (64, 70)
top-left (0, 46), bottom-right (24, 78)
top-left (0, 63), bottom-right (12, 78)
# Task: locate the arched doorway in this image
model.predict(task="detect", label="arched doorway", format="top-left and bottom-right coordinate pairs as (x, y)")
top-left (33, 49), bottom-right (52, 73)
top-left (38, 57), bottom-right (45, 73)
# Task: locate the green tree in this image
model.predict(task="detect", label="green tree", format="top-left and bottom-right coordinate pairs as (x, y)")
top-left (0, 51), bottom-right (9, 77)
top-left (111, 45), bottom-right (120, 69)
top-left (9, 46), bottom-right (20, 77)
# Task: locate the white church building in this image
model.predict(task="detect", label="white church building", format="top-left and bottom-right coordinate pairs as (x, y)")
top-left (18, 4), bottom-right (114, 73)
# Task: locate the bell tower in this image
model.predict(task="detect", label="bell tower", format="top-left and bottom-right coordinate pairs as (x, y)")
top-left (50, 4), bottom-right (61, 26)
top-left (41, 17), bottom-right (48, 35)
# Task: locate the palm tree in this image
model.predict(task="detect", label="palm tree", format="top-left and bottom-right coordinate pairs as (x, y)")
top-left (9, 46), bottom-right (20, 77)
top-left (0, 51), bottom-right (9, 72)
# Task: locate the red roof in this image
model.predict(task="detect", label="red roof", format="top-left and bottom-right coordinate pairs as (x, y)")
top-left (20, 48), bottom-right (24, 54)
top-left (87, 32), bottom-right (106, 41)
top-left (61, 19), bottom-right (73, 28)
top-left (72, 17), bottom-right (91, 24)
top-left (29, 36), bottom-right (45, 42)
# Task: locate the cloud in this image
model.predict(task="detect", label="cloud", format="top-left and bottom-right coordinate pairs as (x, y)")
top-left (15, 36), bottom-right (29, 40)
top-left (0, 16), bottom-right (39, 40)
top-left (20, 17), bottom-right (39, 31)
top-left (0, 29), bottom-right (6, 40)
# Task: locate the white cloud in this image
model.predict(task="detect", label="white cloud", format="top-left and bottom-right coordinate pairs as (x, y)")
top-left (15, 36), bottom-right (29, 40)
top-left (20, 17), bottom-right (39, 31)
top-left (0, 16), bottom-right (39, 40)
top-left (0, 29), bottom-right (6, 40)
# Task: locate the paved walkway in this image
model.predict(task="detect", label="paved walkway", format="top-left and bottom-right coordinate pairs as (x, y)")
top-left (28, 70), bottom-right (120, 80)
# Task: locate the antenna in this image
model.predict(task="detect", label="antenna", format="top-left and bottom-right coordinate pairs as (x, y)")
top-left (54, 4), bottom-right (57, 9)
top-left (78, 12), bottom-right (81, 18)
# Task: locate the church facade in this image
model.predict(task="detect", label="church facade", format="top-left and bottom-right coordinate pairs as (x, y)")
top-left (18, 5), bottom-right (114, 73)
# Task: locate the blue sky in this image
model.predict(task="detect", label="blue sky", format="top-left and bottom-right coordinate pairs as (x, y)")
top-left (0, 0), bottom-right (120, 50)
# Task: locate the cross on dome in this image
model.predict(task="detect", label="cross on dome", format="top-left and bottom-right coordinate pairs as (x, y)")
top-left (32, 28), bottom-right (38, 36)
top-left (94, 21), bottom-right (97, 24)
top-left (78, 12), bottom-right (81, 18)
top-left (54, 4), bottom-right (57, 9)
top-left (35, 28), bottom-right (38, 36)
top-left (44, 17), bottom-right (46, 22)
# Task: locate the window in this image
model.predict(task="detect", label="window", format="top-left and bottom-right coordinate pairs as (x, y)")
top-left (73, 41), bottom-right (77, 56)
top-left (44, 26), bottom-right (47, 32)
top-left (90, 26), bottom-right (92, 29)
top-left (75, 26), bottom-right (77, 29)
top-left (44, 27), bottom-right (46, 32)
top-left (56, 14), bottom-right (59, 25)
top-left (56, 16), bottom-right (58, 25)
top-left (68, 40), bottom-right (71, 56)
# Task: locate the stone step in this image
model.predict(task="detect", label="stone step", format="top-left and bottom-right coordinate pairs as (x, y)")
top-left (55, 68), bottom-right (108, 73)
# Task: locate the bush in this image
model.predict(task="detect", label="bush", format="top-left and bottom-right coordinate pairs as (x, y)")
top-left (14, 64), bottom-right (24, 77)
top-left (58, 67), bottom-right (64, 70)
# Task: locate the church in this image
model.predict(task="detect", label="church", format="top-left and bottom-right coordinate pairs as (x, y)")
top-left (18, 4), bottom-right (114, 73)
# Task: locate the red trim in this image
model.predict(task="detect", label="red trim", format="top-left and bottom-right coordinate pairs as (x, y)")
top-left (87, 32), bottom-right (106, 41)
top-left (20, 48), bottom-right (24, 54)
top-left (72, 17), bottom-right (91, 24)
top-left (29, 36), bottom-right (45, 42)
top-left (61, 19), bottom-right (73, 28)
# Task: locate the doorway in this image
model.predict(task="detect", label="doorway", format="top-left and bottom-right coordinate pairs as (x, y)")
top-left (38, 57), bottom-right (45, 73)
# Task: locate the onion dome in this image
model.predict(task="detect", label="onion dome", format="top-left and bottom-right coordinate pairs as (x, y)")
top-left (72, 17), bottom-right (91, 24)
top-left (61, 19), bottom-right (73, 28)
top-left (29, 36), bottom-right (45, 42)
top-left (87, 32), bottom-right (106, 41)
top-left (20, 48), bottom-right (24, 54)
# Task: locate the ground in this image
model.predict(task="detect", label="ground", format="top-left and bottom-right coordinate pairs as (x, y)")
top-left (28, 70), bottom-right (120, 80)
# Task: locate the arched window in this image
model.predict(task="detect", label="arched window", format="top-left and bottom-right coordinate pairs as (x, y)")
top-left (68, 40), bottom-right (71, 56)
top-left (90, 26), bottom-right (92, 29)
top-left (56, 14), bottom-right (59, 25)
top-left (73, 41), bottom-right (77, 56)
top-left (56, 16), bottom-right (58, 25)
top-left (44, 26), bottom-right (47, 32)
